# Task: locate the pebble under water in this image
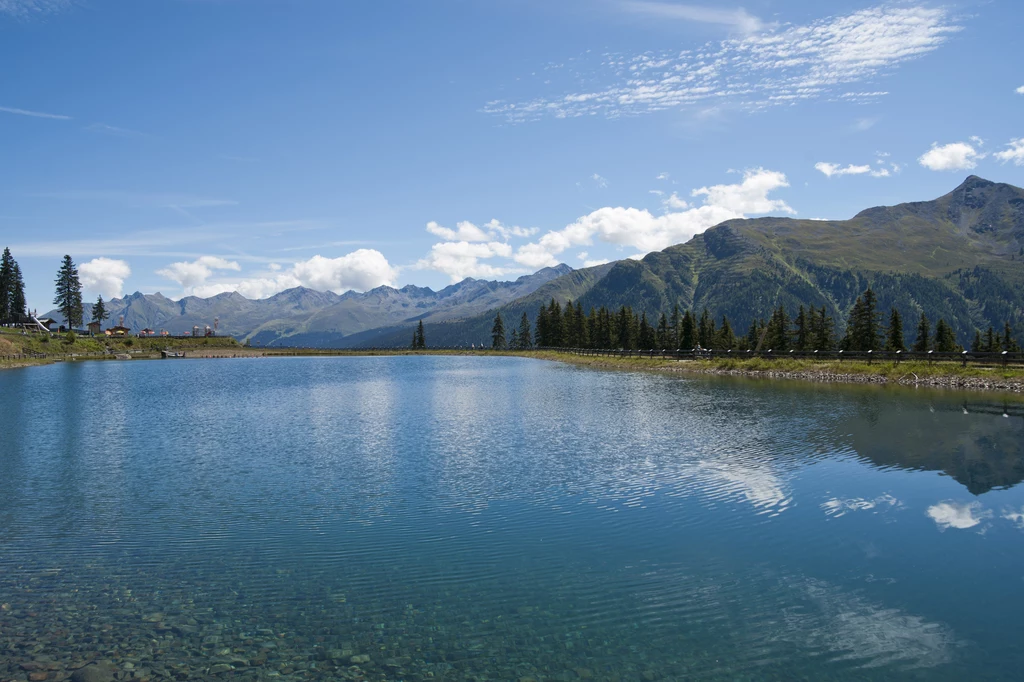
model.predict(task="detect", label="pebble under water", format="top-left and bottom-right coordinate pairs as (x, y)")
top-left (2, 355), bottom-right (1024, 681)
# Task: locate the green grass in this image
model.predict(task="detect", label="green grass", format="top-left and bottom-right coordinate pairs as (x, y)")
top-left (0, 329), bottom-right (240, 366)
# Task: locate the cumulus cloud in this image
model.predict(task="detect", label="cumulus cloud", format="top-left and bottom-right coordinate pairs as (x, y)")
top-left (157, 256), bottom-right (241, 291)
top-left (994, 138), bottom-right (1024, 166)
top-left (157, 250), bottom-right (396, 298)
top-left (513, 168), bottom-right (793, 269)
top-left (926, 502), bottom-right (992, 531)
top-left (815, 162), bottom-right (892, 178)
top-left (1016, 86), bottom-right (1024, 95)
top-left (415, 241), bottom-right (517, 282)
top-left (484, 6), bottom-right (958, 122)
top-left (425, 220), bottom-right (491, 242)
top-left (79, 258), bottom-right (132, 299)
top-left (663, 192), bottom-right (689, 210)
top-left (918, 141), bottom-right (986, 171)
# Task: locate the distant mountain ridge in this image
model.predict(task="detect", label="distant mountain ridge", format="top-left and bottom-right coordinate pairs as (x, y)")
top-left (51, 265), bottom-right (573, 346)
top-left (363, 176), bottom-right (1024, 347)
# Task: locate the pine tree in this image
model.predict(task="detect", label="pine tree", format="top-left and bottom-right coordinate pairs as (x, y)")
top-left (844, 289), bottom-right (882, 351)
top-left (697, 308), bottom-right (715, 349)
top-left (766, 305), bottom-right (790, 351)
top-left (54, 255), bottom-right (84, 330)
top-left (656, 313), bottom-right (670, 350)
top-left (1004, 321), bottom-right (1020, 352)
top-left (885, 307), bottom-right (905, 352)
top-left (518, 312), bottom-right (533, 349)
top-left (680, 310), bottom-right (695, 349)
top-left (812, 306), bottom-right (836, 351)
top-left (746, 319), bottom-right (761, 350)
top-left (547, 299), bottom-right (564, 347)
top-left (509, 327), bottom-right (519, 350)
top-left (717, 315), bottom-right (735, 350)
top-left (933, 318), bottom-right (958, 352)
top-left (971, 331), bottom-right (983, 352)
top-left (412, 320), bottom-right (426, 349)
top-left (793, 305), bottom-right (809, 351)
top-left (491, 312), bottom-right (506, 349)
top-left (11, 263), bottom-right (25, 319)
top-left (638, 312), bottom-right (655, 349)
top-left (92, 295), bottom-right (110, 327)
top-left (535, 304), bottom-right (549, 347)
top-left (615, 306), bottom-right (633, 349)
top-left (670, 304), bottom-right (681, 349)
top-left (912, 313), bottom-right (930, 352)
top-left (984, 326), bottom-right (997, 353)
top-left (0, 247), bottom-right (13, 322)
top-left (575, 302), bottom-right (589, 348)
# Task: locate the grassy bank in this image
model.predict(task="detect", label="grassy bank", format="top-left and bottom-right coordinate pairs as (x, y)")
top-left (522, 350), bottom-right (1024, 392)
top-left (0, 329), bottom-right (242, 369)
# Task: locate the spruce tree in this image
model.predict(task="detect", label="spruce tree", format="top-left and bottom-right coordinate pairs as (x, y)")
top-left (933, 318), bottom-right (958, 352)
top-left (680, 310), bottom-right (695, 349)
top-left (793, 305), bottom-right (809, 351)
top-left (491, 313), bottom-right (506, 349)
top-left (0, 247), bottom-right (13, 321)
top-left (92, 295), bottom-right (110, 326)
top-left (547, 299), bottom-right (564, 347)
top-left (984, 326), bottom-right (997, 353)
top-left (54, 255), bottom-right (84, 330)
top-left (518, 312), bottom-right (532, 349)
top-left (412, 320), bottom-right (425, 349)
top-left (767, 305), bottom-right (790, 351)
top-left (718, 315), bottom-right (735, 350)
top-left (535, 304), bottom-right (549, 347)
top-left (509, 327), bottom-right (519, 350)
top-left (971, 331), bottom-right (983, 353)
top-left (912, 313), bottom-right (930, 352)
top-left (638, 312), bottom-right (655, 349)
top-left (575, 302), bottom-right (589, 348)
top-left (813, 306), bottom-right (835, 351)
top-left (885, 307), bottom-right (905, 352)
top-left (670, 304), bottom-right (681, 349)
top-left (11, 263), bottom-right (25, 319)
top-left (697, 308), bottom-right (715, 348)
top-left (1004, 321), bottom-right (1020, 352)
top-left (656, 313), bottom-right (670, 349)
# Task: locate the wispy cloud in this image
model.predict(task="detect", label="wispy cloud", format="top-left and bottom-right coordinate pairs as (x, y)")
top-left (617, 2), bottom-right (766, 33)
top-left (994, 138), bottom-right (1024, 166)
top-left (0, 0), bottom-right (71, 17)
top-left (484, 5), bottom-right (959, 122)
top-left (815, 161), bottom-right (893, 178)
top-left (592, 173), bottom-right (609, 189)
top-left (0, 105), bottom-right (71, 120)
top-left (84, 123), bottom-right (149, 138)
top-left (31, 190), bottom-right (237, 209)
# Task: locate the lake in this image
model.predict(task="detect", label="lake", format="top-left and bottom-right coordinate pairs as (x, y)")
top-left (1, 356), bottom-right (1023, 681)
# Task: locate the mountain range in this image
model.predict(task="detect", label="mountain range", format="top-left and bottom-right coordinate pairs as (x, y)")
top-left (52, 176), bottom-right (1024, 347)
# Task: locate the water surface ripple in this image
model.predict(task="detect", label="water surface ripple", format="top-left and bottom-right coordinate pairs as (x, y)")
top-left (2, 356), bottom-right (1023, 681)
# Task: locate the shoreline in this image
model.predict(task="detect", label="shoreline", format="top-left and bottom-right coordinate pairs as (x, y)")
top-left (5, 346), bottom-right (1024, 394)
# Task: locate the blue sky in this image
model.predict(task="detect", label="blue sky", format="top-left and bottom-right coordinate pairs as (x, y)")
top-left (2, 0), bottom-right (1023, 311)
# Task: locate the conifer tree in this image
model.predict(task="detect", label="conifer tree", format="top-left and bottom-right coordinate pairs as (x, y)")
top-left (1004, 321), bottom-right (1020, 352)
top-left (670, 304), bottom-right (681, 349)
top-left (517, 312), bottom-right (533, 349)
top-left (548, 299), bottom-right (564, 347)
top-left (415, 320), bottom-right (426, 349)
top-left (933, 318), bottom-right (958, 352)
top-left (697, 308), bottom-right (715, 348)
top-left (54, 255), bottom-right (84, 330)
top-left (535, 304), bottom-right (549, 347)
top-left (812, 306), bottom-right (835, 351)
top-left (11, 263), bottom-right (25, 319)
top-left (844, 289), bottom-right (882, 351)
top-left (971, 330), bottom-right (983, 353)
top-left (491, 312), bottom-right (506, 349)
top-left (0, 247), bottom-right (13, 322)
top-left (717, 315), bottom-right (735, 350)
top-left (885, 307), bottom-right (905, 351)
top-left (793, 305), bottom-right (809, 351)
top-left (766, 305), bottom-right (790, 351)
top-left (509, 327), bottom-right (519, 350)
top-left (912, 313), bottom-right (930, 352)
top-left (656, 313), bottom-right (670, 349)
top-left (638, 312), bottom-right (655, 349)
top-left (746, 319), bottom-right (761, 350)
top-left (984, 326), bottom-right (997, 353)
top-left (92, 295), bottom-right (110, 326)
top-left (680, 310), bottom-right (695, 349)
top-left (575, 302), bottom-right (589, 348)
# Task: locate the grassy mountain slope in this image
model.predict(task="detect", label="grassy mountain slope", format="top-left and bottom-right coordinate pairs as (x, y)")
top-left (367, 176), bottom-right (1024, 348)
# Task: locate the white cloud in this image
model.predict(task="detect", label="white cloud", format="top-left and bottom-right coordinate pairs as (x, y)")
top-left (157, 256), bottom-right (240, 291)
top-left (415, 241), bottom-right (517, 282)
top-left (994, 138), bottom-right (1024, 166)
top-left (619, 2), bottom-right (766, 33)
top-left (0, 104), bottom-right (71, 120)
top-left (158, 250), bottom-right (396, 298)
top-left (514, 168), bottom-right (792, 268)
top-left (485, 6), bottom-right (958, 122)
top-left (290, 251), bottom-right (397, 293)
top-left (592, 173), bottom-right (609, 189)
top-left (926, 502), bottom-right (992, 531)
top-left (79, 258), bottom-right (132, 299)
top-left (655, 172), bottom-right (670, 181)
top-left (919, 142), bottom-right (986, 171)
top-left (663, 192), bottom-right (689, 210)
top-left (1003, 507), bottom-right (1024, 529)
top-left (815, 162), bottom-right (891, 178)
top-left (851, 117), bottom-right (880, 132)
top-left (1016, 86), bottom-right (1024, 95)
top-left (583, 258), bottom-right (611, 267)
top-left (425, 220), bottom-right (490, 242)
